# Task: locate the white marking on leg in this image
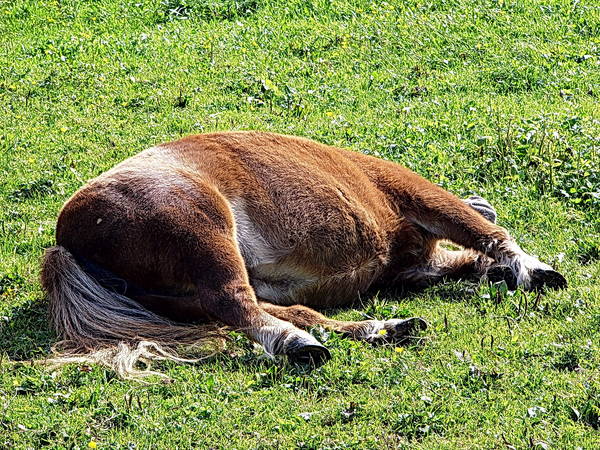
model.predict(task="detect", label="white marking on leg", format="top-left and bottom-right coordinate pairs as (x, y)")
top-left (496, 240), bottom-right (552, 289)
top-left (246, 323), bottom-right (321, 356)
top-left (350, 318), bottom-right (427, 342)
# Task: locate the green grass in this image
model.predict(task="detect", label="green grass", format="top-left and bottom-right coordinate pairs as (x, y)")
top-left (1, 0), bottom-right (599, 447)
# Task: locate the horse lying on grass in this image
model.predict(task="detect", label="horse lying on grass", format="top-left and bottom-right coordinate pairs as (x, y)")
top-left (41, 131), bottom-right (566, 377)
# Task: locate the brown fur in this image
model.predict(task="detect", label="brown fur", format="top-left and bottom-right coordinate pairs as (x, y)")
top-left (41, 131), bottom-right (566, 376)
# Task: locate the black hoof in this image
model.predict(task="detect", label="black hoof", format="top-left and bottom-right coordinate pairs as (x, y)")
top-left (464, 195), bottom-right (497, 224)
top-left (486, 265), bottom-right (518, 290)
top-left (389, 317), bottom-right (428, 335)
top-left (287, 344), bottom-right (331, 367)
top-left (529, 269), bottom-right (567, 290)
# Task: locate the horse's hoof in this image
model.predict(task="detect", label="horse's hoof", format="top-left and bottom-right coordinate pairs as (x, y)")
top-left (486, 264), bottom-right (518, 290)
top-left (282, 333), bottom-right (331, 367)
top-left (367, 317), bottom-right (428, 344)
top-left (464, 195), bottom-right (497, 224)
top-left (529, 268), bottom-right (567, 290)
top-left (385, 317), bottom-right (428, 336)
top-left (287, 343), bottom-right (331, 367)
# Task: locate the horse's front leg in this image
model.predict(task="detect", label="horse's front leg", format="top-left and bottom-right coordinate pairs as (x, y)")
top-left (399, 184), bottom-right (567, 290)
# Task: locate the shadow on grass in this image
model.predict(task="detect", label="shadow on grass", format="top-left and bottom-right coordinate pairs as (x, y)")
top-left (370, 281), bottom-right (480, 305)
top-left (0, 299), bottom-right (55, 360)
top-left (0, 281), bottom-right (477, 366)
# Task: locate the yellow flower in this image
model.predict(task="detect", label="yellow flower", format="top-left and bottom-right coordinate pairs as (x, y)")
top-left (88, 441), bottom-right (97, 449)
top-left (325, 111), bottom-right (334, 117)
top-left (377, 329), bottom-right (387, 336)
top-left (60, 127), bottom-right (67, 133)
top-left (394, 347), bottom-right (404, 353)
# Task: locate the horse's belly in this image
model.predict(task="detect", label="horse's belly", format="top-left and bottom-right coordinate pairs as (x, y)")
top-left (230, 194), bottom-right (391, 307)
top-left (249, 264), bottom-right (382, 307)
top-left (245, 244), bottom-right (387, 307)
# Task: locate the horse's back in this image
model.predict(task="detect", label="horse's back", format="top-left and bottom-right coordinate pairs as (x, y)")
top-left (55, 132), bottom-right (406, 306)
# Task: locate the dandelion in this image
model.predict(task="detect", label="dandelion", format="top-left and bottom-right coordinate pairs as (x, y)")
top-left (377, 329), bottom-right (387, 336)
top-left (394, 347), bottom-right (404, 353)
top-left (326, 111), bottom-right (334, 117)
top-left (60, 127), bottom-right (67, 133)
top-left (88, 441), bottom-right (97, 449)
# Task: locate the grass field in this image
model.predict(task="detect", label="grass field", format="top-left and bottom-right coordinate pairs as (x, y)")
top-left (1, 0), bottom-right (599, 447)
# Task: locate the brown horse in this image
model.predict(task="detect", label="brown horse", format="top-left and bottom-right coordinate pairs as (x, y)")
top-left (41, 131), bottom-right (566, 376)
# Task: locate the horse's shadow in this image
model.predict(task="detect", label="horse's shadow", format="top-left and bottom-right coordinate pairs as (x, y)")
top-left (0, 281), bottom-right (478, 364)
top-left (364, 281), bottom-right (480, 308)
top-left (0, 299), bottom-right (55, 361)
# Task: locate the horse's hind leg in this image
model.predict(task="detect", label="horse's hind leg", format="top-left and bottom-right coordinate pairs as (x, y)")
top-left (192, 281), bottom-right (331, 365)
top-left (103, 179), bottom-right (332, 366)
top-left (137, 282), bottom-right (331, 365)
top-left (185, 231), bottom-right (332, 364)
top-left (397, 246), bottom-right (493, 287)
top-left (258, 301), bottom-right (427, 344)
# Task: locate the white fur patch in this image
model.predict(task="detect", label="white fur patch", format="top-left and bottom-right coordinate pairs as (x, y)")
top-left (497, 241), bottom-right (552, 289)
top-left (230, 199), bottom-right (313, 302)
top-left (230, 199), bottom-right (279, 269)
top-left (244, 323), bottom-right (319, 356)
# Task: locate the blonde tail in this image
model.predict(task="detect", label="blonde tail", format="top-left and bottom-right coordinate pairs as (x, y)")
top-left (40, 246), bottom-right (224, 379)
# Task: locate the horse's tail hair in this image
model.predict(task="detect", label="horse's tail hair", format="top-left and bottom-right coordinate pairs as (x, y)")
top-left (40, 245), bottom-right (225, 380)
